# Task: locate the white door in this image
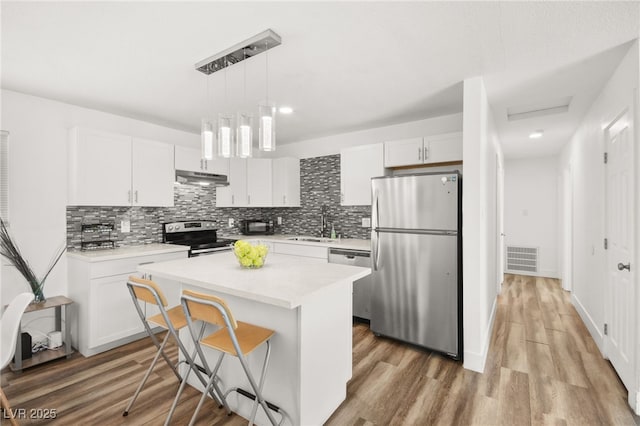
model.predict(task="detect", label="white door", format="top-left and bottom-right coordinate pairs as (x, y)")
top-left (605, 107), bottom-right (635, 396)
top-left (496, 154), bottom-right (505, 291)
top-left (216, 158), bottom-right (247, 207)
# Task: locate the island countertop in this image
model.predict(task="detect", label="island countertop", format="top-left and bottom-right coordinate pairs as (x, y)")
top-left (137, 251), bottom-right (370, 309)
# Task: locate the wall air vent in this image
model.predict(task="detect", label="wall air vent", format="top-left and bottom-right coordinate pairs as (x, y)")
top-left (506, 246), bottom-right (538, 274)
top-left (507, 96), bottom-right (572, 121)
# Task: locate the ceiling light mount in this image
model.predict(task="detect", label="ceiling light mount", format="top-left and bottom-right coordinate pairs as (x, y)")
top-left (195, 29), bottom-right (281, 75)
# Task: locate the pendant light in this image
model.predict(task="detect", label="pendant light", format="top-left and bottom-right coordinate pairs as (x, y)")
top-left (236, 48), bottom-right (253, 158)
top-left (201, 76), bottom-right (214, 160)
top-left (201, 119), bottom-right (214, 160)
top-left (259, 40), bottom-right (276, 152)
top-left (217, 59), bottom-right (234, 158)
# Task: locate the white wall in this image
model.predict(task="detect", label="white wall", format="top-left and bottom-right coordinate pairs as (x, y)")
top-left (0, 89), bottom-right (199, 308)
top-left (559, 40), bottom-right (639, 354)
top-left (273, 113), bottom-right (463, 158)
top-left (504, 157), bottom-right (559, 278)
top-left (462, 76), bottom-right (503, 373)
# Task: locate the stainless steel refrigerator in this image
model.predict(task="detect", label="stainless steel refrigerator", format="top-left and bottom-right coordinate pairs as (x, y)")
top-left (370, 171), bottom-right (462, 359)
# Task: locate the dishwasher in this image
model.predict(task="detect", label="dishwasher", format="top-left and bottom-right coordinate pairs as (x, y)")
top-left (328, 248), bottom-right (372, 321)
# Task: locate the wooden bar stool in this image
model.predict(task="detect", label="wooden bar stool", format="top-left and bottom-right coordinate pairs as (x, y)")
top-left (124, 277), bottom-right (229, 423)
top-left (181, 289), bottom-right (285, 426)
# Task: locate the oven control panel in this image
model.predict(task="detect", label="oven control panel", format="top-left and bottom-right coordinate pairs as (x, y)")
top-left (163, 221), bottom-right (216, 233)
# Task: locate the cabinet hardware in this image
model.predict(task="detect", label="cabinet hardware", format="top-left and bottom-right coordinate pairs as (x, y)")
top-left (418, 147), bottom-right (422, 161)
top-left (200, 159), bottom-right (203, 169)
top-left (618, 262), bottom-right (631, 271)
top-left (424, 146), bottom-right (428, 160)
top-left (128, 190), bottom-right (131, 203)
top-left (283, 195), bottom-right (286, 204)
top-left (231, 194), bottom-right (234, 205)
top-left (248, 195), bottom-right (251, 205)
top-left (204, 160), bottom-right (208, 170)
top-left (134, 190), bottom-right (138, 203)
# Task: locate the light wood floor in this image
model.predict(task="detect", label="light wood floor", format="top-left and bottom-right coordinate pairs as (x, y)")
top-left (2, 275), bottom-right (638, 425)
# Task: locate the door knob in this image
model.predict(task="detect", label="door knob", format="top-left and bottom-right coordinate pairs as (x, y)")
top-left (618, 262), bottom-right (631, 271)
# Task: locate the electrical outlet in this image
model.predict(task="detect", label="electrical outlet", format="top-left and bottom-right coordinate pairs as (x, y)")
top-left (228, 218), bottom-right (234, 227)
top-left (277, 217), bottom-right (282, 225)
top-left (121, 219), bottom-right (130, 233)
top-left (362, 217), bottom-right (371, 228)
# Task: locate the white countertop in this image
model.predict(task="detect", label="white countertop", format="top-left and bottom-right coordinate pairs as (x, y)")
top-left (225, 234), bottom-right (371, 251)
top-left (67, 243), bottom-right (189, 262)
top-left (138, 251), bottom-right (371, 309)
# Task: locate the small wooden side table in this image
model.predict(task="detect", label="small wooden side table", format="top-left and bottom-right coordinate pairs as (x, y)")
top-left (10, 296), bottom-right (75, 372)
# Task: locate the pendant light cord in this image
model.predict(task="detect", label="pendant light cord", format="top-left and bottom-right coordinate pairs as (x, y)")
top-left (265, 41), bottom-right (269, 104)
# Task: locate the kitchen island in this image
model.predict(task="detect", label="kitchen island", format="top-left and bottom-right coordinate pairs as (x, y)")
top-left (138, 251), bottom-right (370, 425)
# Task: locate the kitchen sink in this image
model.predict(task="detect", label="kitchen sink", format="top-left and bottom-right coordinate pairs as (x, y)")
top-left (286, 236), bottom-right (335, 243)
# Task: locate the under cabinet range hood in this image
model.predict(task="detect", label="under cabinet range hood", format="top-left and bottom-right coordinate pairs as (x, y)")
top-left (175, 170), bottom-right (229, 186)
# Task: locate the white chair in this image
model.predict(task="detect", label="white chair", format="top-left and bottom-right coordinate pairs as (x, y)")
top-left (1, 292), bottom-right (34, 426)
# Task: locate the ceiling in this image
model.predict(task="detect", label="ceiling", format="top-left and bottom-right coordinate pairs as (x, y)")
top-left (2, 2), bottom-right (639, 159)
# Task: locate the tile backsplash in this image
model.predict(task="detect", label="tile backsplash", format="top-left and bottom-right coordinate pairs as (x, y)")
top-left (67, 154), bottom-right (371, 250)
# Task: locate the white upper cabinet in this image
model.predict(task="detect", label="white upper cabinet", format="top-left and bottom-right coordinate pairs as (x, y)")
top-left (383, 137), bottom-right (424, 168)
top-left (272, 157), bottom-right (300, 207)
top-left (174, 145), bottom-right (229, 175)
top-left (68, 127), bottom-right (174, 207)
top-left (340, 143), bottom-right (385, 206)
top-left (68, 128), bottom-right (132, 206)
top-left (384, 132), bottom-right (462, 167)
top-left (131, 138), bottom-right (174, 207)
top-left (246, 158), bottom-right (272, 207)
top-left (216, 158), bottom-right (247, 207)
top-left (424, 132), bottom-right (463, 164)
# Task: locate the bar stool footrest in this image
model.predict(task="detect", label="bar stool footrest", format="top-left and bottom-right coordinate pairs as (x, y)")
top-left (225, 387), bottom-right (291, 425)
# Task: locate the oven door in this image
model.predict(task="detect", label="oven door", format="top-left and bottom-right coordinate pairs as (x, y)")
top-left (189, 246), bottom-right (233, 257)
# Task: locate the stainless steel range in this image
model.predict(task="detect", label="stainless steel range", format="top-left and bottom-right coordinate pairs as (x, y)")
top-left (162, 220), bottom-right (236, 257)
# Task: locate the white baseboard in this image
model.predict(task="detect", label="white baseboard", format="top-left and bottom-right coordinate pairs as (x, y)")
top-left (571, 293), bottom-right (605, 355)
top-left (463, 297), bottom-right (497, 373)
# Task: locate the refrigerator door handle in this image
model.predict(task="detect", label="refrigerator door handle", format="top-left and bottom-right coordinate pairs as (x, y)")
top-left (372, 190), bottom-right (380, 270)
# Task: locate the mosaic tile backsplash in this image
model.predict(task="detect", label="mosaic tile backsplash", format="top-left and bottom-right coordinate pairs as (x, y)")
top-left (66, 154), bottom-right (371, 249)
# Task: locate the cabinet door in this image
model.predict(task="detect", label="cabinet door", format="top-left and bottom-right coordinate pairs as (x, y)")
top-left (247, 159), bottom-right (273, 207)
top-left (217, 158), bottom-right (247, 207)
top-left (340, 143), bottom-right (384, 206)
top-left (383, 137), bottom-right (424, 167)
top-left (272, 157), bottom-right (300, 207)
top-left (89, 272), bottom-right (144, 348)
top-left (424, 132), bottom-right (463, 164)
top-left (174, 145), bottom-right (205, 172)
top-left (209, 158), bottom-right (230, 175)
top-left (68, 127), bottom-right (131, 206)
top-left (132, 138), bottom-right (175, 207)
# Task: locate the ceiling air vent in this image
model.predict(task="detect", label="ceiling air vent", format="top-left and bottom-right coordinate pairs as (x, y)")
top-left (507, 96), bottom-right (572, 121)
top-left (506, 246), bottom-right (538, 274)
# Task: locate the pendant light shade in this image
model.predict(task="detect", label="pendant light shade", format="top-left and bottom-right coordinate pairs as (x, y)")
top-left (236, 112), bottom-right (253, 158)
top-left (201, 119), bottom-right (214, 160)
top-left (258, 103), bottom-right (276, 152)
top-left (217, 114), bottom-right (234, 158)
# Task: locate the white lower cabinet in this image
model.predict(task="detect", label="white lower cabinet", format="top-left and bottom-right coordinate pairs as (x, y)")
top-left (90, 272), bottom-right (143, 348)
top-left (67, 250), bottom-right (187, 357)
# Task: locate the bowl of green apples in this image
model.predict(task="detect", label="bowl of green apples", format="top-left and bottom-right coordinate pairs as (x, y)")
top-left (233, 240), bottom-right (269, 269)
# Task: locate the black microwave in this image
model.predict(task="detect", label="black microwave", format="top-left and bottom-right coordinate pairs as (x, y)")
top-left (240, 219), bottom-right (275, 235)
